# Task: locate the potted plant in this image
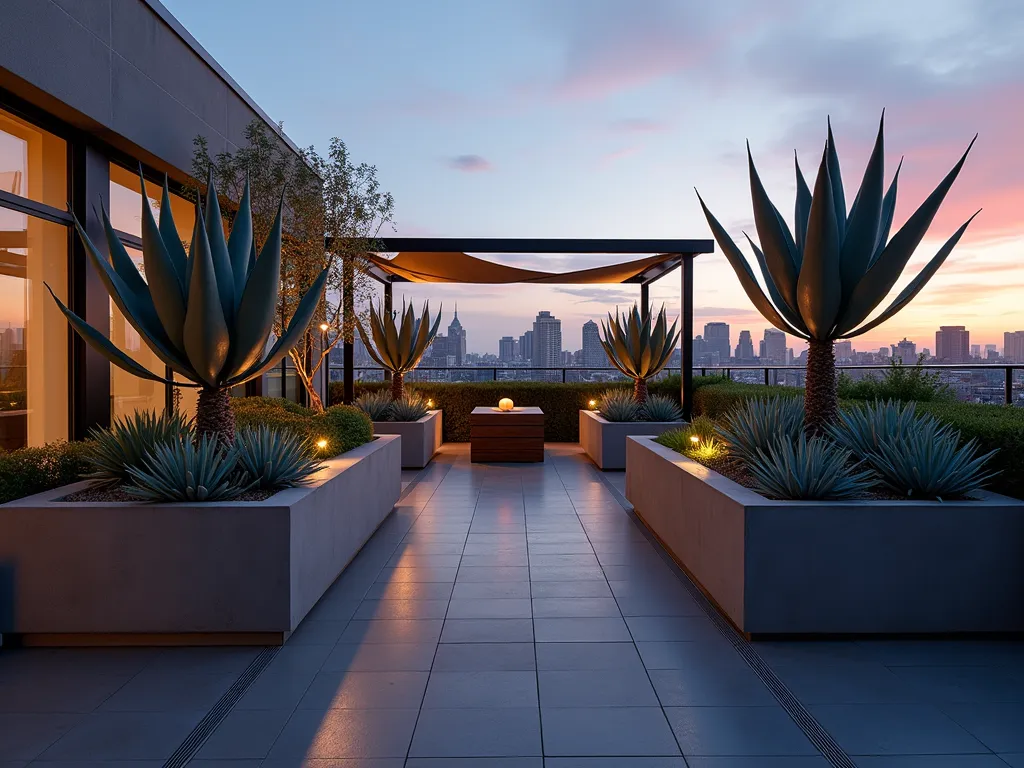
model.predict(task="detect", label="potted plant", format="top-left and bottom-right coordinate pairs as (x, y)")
top-left (0, 176), bottom-right (402, 646)
top-left (579, 304), bottom-right (683, 469)
top-left (356, 301), bottom-right (443, 467)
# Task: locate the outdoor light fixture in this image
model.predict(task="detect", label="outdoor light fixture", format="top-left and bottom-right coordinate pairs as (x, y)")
top-left (319, 323), bottom-right (329, 332)
top-left (498, 398), bottom-right (514, 411)
top-left (690, 435), bottom-right (700, 444)
top-left (426, 399), bottom-right (434, 408)
top-left (316, 438), bottom-right (329, 450)
top-left (588, 399), bottom-right (597, 409)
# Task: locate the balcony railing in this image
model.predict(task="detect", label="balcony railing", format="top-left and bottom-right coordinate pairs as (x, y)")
top-left (328, 363), bottom-right (1024, 406)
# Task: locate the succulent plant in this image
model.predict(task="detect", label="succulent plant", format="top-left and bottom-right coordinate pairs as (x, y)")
top-left (656, 423), bottom-right (727, 461)
top-left (642, 394), bottom-right (683, 422)
top-left (355, 390), bottom-right (393, 421)
top-left (389, 393), bottom-right (430, 422)
top-left (697, 113), bottom-right (977, 433)
top-left (357, 300), bottom-right (442, 401)
top-left (235, 425), bottom-right (324, 490)
top-left (717, 396), bottom-right (805, 466)
top-left (125, 434), bottom-right (252, 502)
top-left (863, 418), bottom-right (997, 500)
top-left (599, 304), bottom-right (679, 404)
top-left (748, 433), bottom-right (875, 500)
top-left (827, 399), bottom-right (949, 457)
top-left (46, 170), bottom-right (328, 445)
top-left (598, 389), bottom-right (642, 422)
top-left (83, 409), bottom-right (194, 488)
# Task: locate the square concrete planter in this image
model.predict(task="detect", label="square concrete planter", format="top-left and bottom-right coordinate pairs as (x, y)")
top-left (579, 409), bottom-right (681, 470)
top-left (372, 410), bottom-right (442, 468)
top-left (625, 436), bottom-right (1024, 637)
top-left (0, 435), bottom-right (401, 646)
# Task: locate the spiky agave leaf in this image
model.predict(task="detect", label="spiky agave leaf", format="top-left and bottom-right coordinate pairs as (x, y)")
top-left (598, 304), bottom-right (680, 385)
top-left (826, 399), bottom-right (948, 457)
top-left (125, 433), bottom-right (251, 502)
top-left (598, 389), bottom-right (642, 422)
top-left (642, 394), bottom-right (683, 422)
top-left (355, 301), bottom-right (442, 377)
top-left (748, 433), bottom-right (875, 500)
top-left (235, 425), bottom-right (324, 490)
top-left (355, 390), bottom-right (394, 421)
top-left (390, 393), bottom-right (430, 422)
top-left (717, 396), bottom-right (805, 466)
top-left (82, 410), bottom-right (194, 488)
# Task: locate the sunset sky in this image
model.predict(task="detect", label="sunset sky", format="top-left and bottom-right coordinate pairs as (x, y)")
top-left (162, 0), bottom-right (1024, 355)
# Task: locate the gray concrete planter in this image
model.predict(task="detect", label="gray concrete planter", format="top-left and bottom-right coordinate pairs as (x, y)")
top-left (625, 436), bottom-right (1024, 637)
top-left (372, 410), bottom-right (442, 468)
top-left (579, 409), bottom-right (681, 470)
top-left (0, 435), bottom-right (401, 646)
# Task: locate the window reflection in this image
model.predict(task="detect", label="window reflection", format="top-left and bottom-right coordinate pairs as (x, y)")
top-left (0, 107), bottom-right (67, 210)
top-left (109, 163), bottom-right (195, 242)
top-left (0, 215), bottom-right (68, 449)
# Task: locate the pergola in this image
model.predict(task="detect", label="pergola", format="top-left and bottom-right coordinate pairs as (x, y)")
top-left (341, 238), bottom-right (714, 419)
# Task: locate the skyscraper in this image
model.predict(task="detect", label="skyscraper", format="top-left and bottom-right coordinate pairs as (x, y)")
top-left (935, 326), bottom-right (970, 363)
top-left (833, 340), bottom-right (853, 361)
top-left (532, 311), bottom-right (562, 367)
top-left (519, 331), bottom-right (534, 363)
top-left (704, 322), bottom-right (730, 363)
top-left (498, 336), bottom-right (516, 362)
top-left (447, 305), bottom-right (466, 365)
top-left (892, 338), bottom-right (917, 364)
top-left (970, 344), bottom-right (981, 359)
top-left (760, 329), bottom-right (787, 364)
top-left (735, 330), bottom-right (755, 361)
top-left (581, 320), bottom-right (604, 368)
top-left (1004, 331), bottom-right (1024, 363)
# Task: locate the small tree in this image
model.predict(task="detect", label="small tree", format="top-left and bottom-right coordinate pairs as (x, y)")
top-left (192, 122), bottom-right (394, 411)
top-left (599, 305), bottom-right (680, 404)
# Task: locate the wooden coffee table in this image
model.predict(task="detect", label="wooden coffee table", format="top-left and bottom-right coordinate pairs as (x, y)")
top-left (470, 406), bottom-right (545, 463)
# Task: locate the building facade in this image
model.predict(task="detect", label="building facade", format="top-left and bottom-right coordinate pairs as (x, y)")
top-left (703, 322), bottom-right (730, 363)
top-left (447, 307), bottom-right (466, 366)
top-left (734, 330), bottom-right (755, 362)
top-left (935, 326), bottom-right (970, 363)
top-left (1004, 331), bottom-right (1024, 363)
top-left (759, 329), bottom-right (787, 364)
top-left (892, 338), bottom-right (917, 365)
top-left (532, 311), bottom-right (562, 368)
top-left (0, 0), bottom-right (308, 450)
top-left (519, 330), bottom-right (534, 364)
top-left (498, 336), bottom-right (516, 362)
top-left (581, 319), bottom-right (604, 368)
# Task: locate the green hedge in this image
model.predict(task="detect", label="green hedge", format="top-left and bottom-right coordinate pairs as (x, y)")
top-left (0, 441), bottom-right (93, 504)
top-left (331, 378), bottom-right (689, 443)
top-left (231, 397), bottom-right (372, 456)
top-left (692, 380), bottom-right (804, 418)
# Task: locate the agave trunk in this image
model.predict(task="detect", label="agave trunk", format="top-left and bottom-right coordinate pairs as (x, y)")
top-left (391, 372), bottom-right (405, 401)
top-left (805, 339), bottom-right (837, 435)
top-left (633, 377), bottom-right (649, 404)
top-left (196, 387), bottom-right (236, 446)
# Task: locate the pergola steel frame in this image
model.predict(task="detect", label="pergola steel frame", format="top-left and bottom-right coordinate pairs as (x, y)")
top-left (339, 238), bottom-right (714, 420)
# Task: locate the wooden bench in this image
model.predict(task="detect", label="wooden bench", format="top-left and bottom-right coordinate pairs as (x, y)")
top-left (470, 406), bottom-right (544, 462)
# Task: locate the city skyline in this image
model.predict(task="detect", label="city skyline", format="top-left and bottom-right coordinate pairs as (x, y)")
top-left (163, 0), bottom-right (1024, 359)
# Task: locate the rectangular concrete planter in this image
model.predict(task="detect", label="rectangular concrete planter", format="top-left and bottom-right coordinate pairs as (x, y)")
top-left (0, 435), bottom-right (402, 646)
top-left (625, 436), bottom-right (1024, 637)
top-left (372, 410), bottom-right (442, 469)
top-left (579, 409), bottom-right (681, 470)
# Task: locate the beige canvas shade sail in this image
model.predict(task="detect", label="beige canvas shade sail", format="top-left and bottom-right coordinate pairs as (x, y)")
top-left (365, 251), bottom-right (678, 284)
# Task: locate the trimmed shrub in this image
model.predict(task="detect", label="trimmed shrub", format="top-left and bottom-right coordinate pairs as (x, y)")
top-left (693, 381), bottom-right (803, 418)
top-left (0, 441), bottom-right (93, 504)
top-left (231, 398), bottom-right (372, 457)
top-left (838, 359), bottom-right (955, 403)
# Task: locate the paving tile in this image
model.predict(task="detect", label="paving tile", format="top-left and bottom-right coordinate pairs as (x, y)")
top-left (321, 643), bottom-right (438, 673)
top-left (456, 566), bottom-right (531, 582)
top-left (535, 642), bottom-right (645, 671)
top-left (363, 580), bottom-right (454, 600)
top-left (38, 711), bottom-right (204, 761)
top-left (648, 665), bottom-right (777, 706)
top-left (530, 580), bottom-right (613, 598)
top-left (406, 759), bottom-right (542, 767)
top-left (888, 665), bottom-right (1024, 703)
top-left (534, 617), bottom-right (631, 643)
top-left (664, 705), bottom-right (818, 756)
top-left (539, 669), bottom-right (659, 707)
top-left (452, 581), bottom-right (532, 600)
top-left (614, 595), bottom-right (705, 617)
top-left (0, 714), bottom-right (82, 761)
top-left (461, 553), bottom-right (531, 567)
top-left (637, 641), bottom-right (739, 670)
top-left (683, 759), bottom-right (831, 767)
top-left (940, 702), bottom-right (1024, 752)
top-left (338, 619), bottom-right (443, 645)
top-left (624, 615), bottom-right (721, 642)
top-left (386, 553), bottom-right (464, 568)
top-left (432, 643), bottom-right (537, 672)
top-left (408, 708), bottom-right (542, 757)
top-left (422, 671), bottom-right (538, 708)
top-left (532, 598), bottom-right (621, 618)
top-left (266, 708), bottom-right (419, 759)
top-left (528, 554), bottom-right (599, 567)
top-left (546, 760), bottom-right (688, 767)
top-left (97, 670), bottom-right (235, 712)
top-left (446, 599), bottom-right (533, 619)
top-left (809, 703), bottom-right (989, 755)
top-left (0, 672), bottom-right (129, 714)
top-left (527, 543), bottom-right (596, 555)
top-left (353, 599), bottom-right (450, 620)
top-left (1000, 755), bottom-right (1024, 768)
top-left (193, 709), bottom-right (292, 760)
top-left (851, 757), bottom-right (1011, 766)
top-left (296, 670), bottom-right (429, 710)
top-left (774, 661), bottom-right (921, 705)
top-left (541, 707), bottom-right (680, 756)
top-left (286, 619), bottom-right (351, 646)
top-left (441, 619), bottom-right (534, 643)
top-left (375, 566), bottom-right (459, 583)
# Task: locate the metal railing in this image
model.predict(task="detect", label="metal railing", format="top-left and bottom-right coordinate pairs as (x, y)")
top-left (328, 363), bottom-right (1024, 406)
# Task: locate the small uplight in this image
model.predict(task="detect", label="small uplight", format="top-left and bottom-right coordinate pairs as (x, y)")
top-left (690, 435), bottom-right (700, 444)
top-left (426, 399), bottom-right (434, 408)
top-left (588, 399), bottom-right (597, 409)
top-left (319, 323), bottom-right (329, 332)
top-left (498, 397), bottom-right (514, 412)
top-left (316, 438), bottom-right (329, 450)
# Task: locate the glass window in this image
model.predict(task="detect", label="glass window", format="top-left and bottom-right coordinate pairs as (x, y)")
top-left (0, 214), bottom-right (68, 449)
top-left (109, 163), bottom-right (195, 242)
top-left (109, 246), bottom-right (167, 421)
top-left (0, 107), bottom-right (67, 210)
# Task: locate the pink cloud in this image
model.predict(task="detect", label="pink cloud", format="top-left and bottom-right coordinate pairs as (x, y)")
top-left (447, 155), bottom-right (493, 173)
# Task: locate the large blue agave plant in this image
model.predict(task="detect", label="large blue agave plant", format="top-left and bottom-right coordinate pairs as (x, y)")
top-left (697, 113), bottom-right (978, 432)
top-left (47, 171), bottom-right (328, 444)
